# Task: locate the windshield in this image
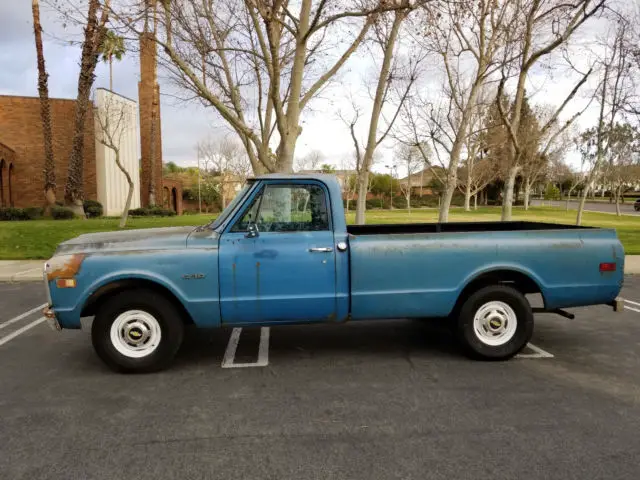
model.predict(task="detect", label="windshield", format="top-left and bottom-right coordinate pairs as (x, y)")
top-left (209, 181), bottom-right (255, 230)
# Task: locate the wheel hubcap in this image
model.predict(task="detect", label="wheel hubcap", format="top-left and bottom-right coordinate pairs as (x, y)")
top-left (473, 301), bottom-right (517, 346)
top-left (110, 310), bottom-right (162, 358)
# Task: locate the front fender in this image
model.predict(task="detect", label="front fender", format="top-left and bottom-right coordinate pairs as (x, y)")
top-left (52, 250), bottom-right (220, 329)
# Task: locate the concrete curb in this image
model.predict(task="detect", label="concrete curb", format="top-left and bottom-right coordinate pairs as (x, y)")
top-left (0, 261), bottom-right (44, 282)
top-left (1, 256), bottom-right (639, 283)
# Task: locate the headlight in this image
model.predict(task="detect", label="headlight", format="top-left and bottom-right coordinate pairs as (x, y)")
top-left (44, 254), bottom-right (86, 284)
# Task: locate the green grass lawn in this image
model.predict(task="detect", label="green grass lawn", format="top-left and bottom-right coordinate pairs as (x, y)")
top-left (1, 207), bottom-right (639, 259)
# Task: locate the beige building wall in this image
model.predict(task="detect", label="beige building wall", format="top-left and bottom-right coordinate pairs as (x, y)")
top-left (94, 89), bottom-right (141, 216)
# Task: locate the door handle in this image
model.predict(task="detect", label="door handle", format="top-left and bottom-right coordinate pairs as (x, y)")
top-left (309, 247), bottom-right (333, 252)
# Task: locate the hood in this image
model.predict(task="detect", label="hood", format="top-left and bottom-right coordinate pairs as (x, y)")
top-left (54, 226), bottom-right (197, 255)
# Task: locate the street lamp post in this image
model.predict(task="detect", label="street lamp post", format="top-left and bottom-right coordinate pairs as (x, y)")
top-left (197, 145), bottom-right (202, 214)
top-left (385, 163), bottom-right (396, 209)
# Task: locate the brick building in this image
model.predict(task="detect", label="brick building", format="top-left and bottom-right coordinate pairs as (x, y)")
top-left (0, 96), bottom-right (97, 208)
top-left (0, 27), bottom-right (182, 213)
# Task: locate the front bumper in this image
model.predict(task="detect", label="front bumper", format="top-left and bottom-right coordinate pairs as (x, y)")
top-left (42, 261), bottom-right (61, 331)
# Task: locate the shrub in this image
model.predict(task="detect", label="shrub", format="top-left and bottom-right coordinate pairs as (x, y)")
top-left (149, 206), bottom-right (177, 217)
top-left (365, 198), bottom-right (385, 209)
top-left (83, 199), bottom-right (103, 218)
top-left (544, 184), bottom-right (561, 200)
top-left (51, 206), bottom-right (75, 220)
top-left (0, 207), bottom-right (28, 221)
top-left (128, 207), bottom-right (150, 217)
top-left (24, 207), bottom-right (44, 220)
top-left (128, 206), bottom-right (177, 217)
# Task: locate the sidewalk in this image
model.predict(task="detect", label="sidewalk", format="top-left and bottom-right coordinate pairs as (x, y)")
top-left (0, 261), bottom-right (44, 282)
top-left (1, 257), bottom-right (639, 283)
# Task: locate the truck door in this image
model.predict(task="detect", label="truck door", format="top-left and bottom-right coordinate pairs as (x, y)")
top-left (218, 181), bottom-right (337, 324)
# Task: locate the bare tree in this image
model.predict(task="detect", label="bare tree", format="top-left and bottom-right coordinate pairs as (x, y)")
top-left (604, 123), bottom-right (640, 215)
top-left (295, 149), bottom-right (324, 172)
top-left (396, 143), bottom-right (422, 212)
top-left (495, 0), bottom-right (604, 221)
top-left (199, 137), bottom-right (252, 208)
top-left (112, 0), bottom-right (412, 176)
top-left (95, 94), bottom-right (136, 228)
top-left (458, 128), bottom-right (496, 211)
top-left (351, 2), bottom-right (418, 224)
top-left (405, 0), bottom-right (515, 222)
top-left (64, 0), bottom-right (111, 216)
top-left (521, 104), bottom-right (584, 209)
top-left (575, 19), bottom-right (634, 224)
top-left (32, 0), bottom-right (56, 212)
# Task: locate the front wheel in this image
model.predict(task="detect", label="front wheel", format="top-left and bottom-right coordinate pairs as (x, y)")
top-left (91, 289), bottom-right (184, 373)
top-left (456, 285), bottom-right (533, 360)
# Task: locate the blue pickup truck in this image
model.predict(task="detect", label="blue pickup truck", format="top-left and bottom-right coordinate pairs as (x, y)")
top-left (43, 174), bottom-right (624, 372)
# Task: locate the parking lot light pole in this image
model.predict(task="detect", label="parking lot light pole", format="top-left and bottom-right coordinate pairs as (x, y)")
top-left (385, 163), bottom-right (396, 209)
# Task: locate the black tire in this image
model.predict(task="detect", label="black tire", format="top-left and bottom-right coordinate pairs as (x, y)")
top-left (91, 289), bottom-right (184, 373)
top-left (456, 285), bottom-right (533, 360)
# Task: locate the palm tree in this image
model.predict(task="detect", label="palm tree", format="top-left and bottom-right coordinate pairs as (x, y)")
top-left (32, 0), bottom-right (56, 212)
top-left (100, 30), bottom-right (125, 91)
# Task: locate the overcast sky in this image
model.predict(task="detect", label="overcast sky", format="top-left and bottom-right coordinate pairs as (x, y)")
top-left (0, 2), bottom-right (606, 175)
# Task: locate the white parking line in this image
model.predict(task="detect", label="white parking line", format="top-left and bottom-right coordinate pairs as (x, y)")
top-left (516, 342), bottom-right (554, 359)
top-left (624, 306), bottom-right (640, 313)
top-left (0, 318), bottom-right (45, 347)
top-left (0, 303), bottom-right (47, 330)
top-left (623, 299), bottom-right (640, 307)
top-left (221, 327), bottom-right (270, 368)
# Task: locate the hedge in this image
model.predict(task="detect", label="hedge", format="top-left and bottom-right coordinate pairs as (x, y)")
top-left (128, 206), bottom-right (177, 217)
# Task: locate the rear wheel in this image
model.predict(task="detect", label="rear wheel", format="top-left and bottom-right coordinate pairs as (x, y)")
top-left (91, 289), bottom-right (184, 373)
top-left (456, 285), bottom-right (533, 360)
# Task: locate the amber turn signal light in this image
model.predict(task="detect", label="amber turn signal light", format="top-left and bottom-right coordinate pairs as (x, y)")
top-left (55, 278), bottom-right (77, 288)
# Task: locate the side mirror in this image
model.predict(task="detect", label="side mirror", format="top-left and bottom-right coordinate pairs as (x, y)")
top-left (245, 222), bottom-right (259, 239)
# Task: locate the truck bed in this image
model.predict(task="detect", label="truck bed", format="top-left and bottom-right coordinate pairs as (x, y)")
top-left (347, 221), bottom-right (594, 235)
top-left (347, 223), bottom-right (623, 321)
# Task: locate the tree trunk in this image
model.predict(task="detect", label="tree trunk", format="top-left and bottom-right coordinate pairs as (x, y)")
top-left (109, 56), bottom-right (113, 91)
top-left (501, 166), bottom-right (518, 221)
top-left (354, 10), bottom-right (404, 225)
top-left (576, 187), bottom-right (590, 225)
top-left (464, 182), bottom-right (471, 212)
top-left (523, 182), bottom-right (531, 211)
top-left (406, 169), bottom-right (411, 213)
top-left (438, 83), bottom-right (480, 222)
top-left (64, 0), bottom-right (107, 217)
top-left (110, 149), bottom-right (133, 228)
top-left (566, 192), bottom-right (571, 211)
top-left (615, 186), bottom-right (621, 216)
top-left (355, 170), bottom-right (370, 225)
top-left (32, 0), bottom-right (56, 213)
top-left (473, 193), bottom-right (477, 210)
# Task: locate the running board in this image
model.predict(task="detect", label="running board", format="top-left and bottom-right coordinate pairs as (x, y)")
top-left (532, 308), bottom-right (575, 320)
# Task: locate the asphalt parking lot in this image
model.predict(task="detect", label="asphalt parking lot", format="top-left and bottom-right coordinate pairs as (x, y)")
top-left (1, 279), bottom-right (640, 480)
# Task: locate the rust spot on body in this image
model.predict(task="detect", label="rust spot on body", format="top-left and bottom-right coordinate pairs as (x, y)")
top-left (47, 254), bottom-right (85, 281)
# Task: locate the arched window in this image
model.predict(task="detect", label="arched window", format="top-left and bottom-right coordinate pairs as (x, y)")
top-left (171, 187), bottom-right (178, 212)
top-left (8, 163), bottom-right (14, 207)
top-left (0, 159), bottom-right (5, 208)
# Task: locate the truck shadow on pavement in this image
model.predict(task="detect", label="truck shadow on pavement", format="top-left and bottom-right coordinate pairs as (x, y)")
top-left (173, 319), bottom-right (462, 371)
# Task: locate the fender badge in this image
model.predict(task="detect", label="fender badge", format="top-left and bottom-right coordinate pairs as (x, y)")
top-left (182, 273), bottom-right (206, 280)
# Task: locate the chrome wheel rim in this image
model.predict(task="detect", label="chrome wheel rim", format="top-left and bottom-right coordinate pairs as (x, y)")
top-left (110, 310), bottom-right (162, 358)
top-left (473, 301), bottom-right (517, 346)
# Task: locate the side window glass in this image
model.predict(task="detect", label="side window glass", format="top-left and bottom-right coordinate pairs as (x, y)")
top-left (231, 184), bottom-right (329, 233)
top-left (231, 190), bottom-right (263, 232)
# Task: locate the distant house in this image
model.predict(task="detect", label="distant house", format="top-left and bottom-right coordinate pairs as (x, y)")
top-left (397, 167), bottom-right (446, 195)
top-left (299, 169), bottom-right (357, 191)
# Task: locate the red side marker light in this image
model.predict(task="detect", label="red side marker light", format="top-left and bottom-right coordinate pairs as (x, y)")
top-left (599, 263), bottom-right (616, 272)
